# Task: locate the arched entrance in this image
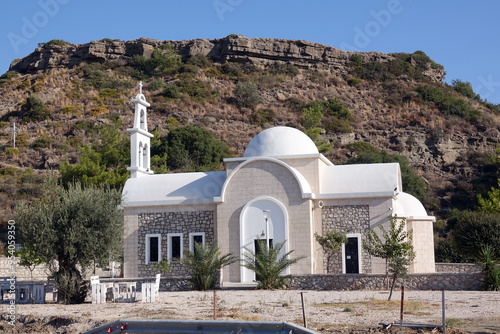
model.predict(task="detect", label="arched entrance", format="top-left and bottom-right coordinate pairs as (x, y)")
top-left (239, 196), bottom-right (288, 283)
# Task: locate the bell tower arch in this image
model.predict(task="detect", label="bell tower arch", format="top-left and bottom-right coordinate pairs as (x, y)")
top-left (127, 82), bottom-right (154, 178)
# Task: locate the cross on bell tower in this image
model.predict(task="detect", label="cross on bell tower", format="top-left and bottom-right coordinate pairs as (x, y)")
top-left (127, 82), bottom-right (154, 178)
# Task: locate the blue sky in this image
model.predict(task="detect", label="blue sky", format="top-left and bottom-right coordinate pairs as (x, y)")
top-left (1, 0), bottom-right (499, 103)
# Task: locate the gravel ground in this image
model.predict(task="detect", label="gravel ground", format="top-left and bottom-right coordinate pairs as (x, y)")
top-left (1, 289), bottom-right (499, 333)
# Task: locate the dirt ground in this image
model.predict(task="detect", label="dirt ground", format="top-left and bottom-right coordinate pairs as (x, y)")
top-left (0, 290), bottom-right (499, 333)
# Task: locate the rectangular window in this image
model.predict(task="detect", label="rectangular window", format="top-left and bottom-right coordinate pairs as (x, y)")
top-left (189, 232), bottom-right (206, 254)
top-left (145, 234), bottom-right (161, 264)
top-left (168, 233), bottom-right (183, 261)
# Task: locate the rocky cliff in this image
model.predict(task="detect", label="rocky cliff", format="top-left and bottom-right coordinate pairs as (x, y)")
top-left (11, 36), bottom-right (444, 81)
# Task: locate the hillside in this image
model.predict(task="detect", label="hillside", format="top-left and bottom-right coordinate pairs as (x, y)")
top-left (0, 35), bottom-right (499, 224)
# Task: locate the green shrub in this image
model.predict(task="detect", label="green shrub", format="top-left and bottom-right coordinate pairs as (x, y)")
top-left (20, 95), bottom-right (52, 122)
top-left (15, 133), bottom-right (29, 147)
top-left (0, 167), bottom-right (17, 176)
top-left (415, 84), bottom-right (480, 121)
top-left (349, 54), bottom-right (363, 67)
top-left (164, 126), bottom-right (230, 171)
top-left (100, 38), bottom-right (120, 43)
top-left (322, 99), bottom-right (353, 120)
top-left (149, 79), bottom-right (164, 91)
top-left (186, 54), bottom-right (213, 68)
top-left (267, 62), bottom-right (299, 77)
top-left (161, 83), bottom-right (179, 99)
top-left (80, 63), bottom-right (132, 90)
top-left (345, 141), bottom-right (379, 153)
top-left (286, 97), bottom-right (308, 113)
top-left (256, 75), bottom-right (284, 88)
top-left (165, 117), bottom-right (181, 127)
top-left (177, 79), bottom-right (214, 101)
top-left (301, 103), bottom-right (323, 129)
top-left (131, 48), bottom-right (181, 78)
top-left (98, 88), bottom-right (120, 99)
top-left (323, 118), bottom-right (352, 134)
top-left (32, 136), bottom-right (53, 149)
top-left (249, 109), bottom-right (276, 126)
top-left (0, 71), bottom-right (19, 86)
top-left (5, 148), bottom-right (20, 155)
top-left (309, 71), bottom-right (329, 84)
top-left (89, 106), bottom-right (110, 116)
top-left (234, 81), bottom-right (261, 108)
top-left (350, 50), bottom-right (444, 82)
top-left (391, 50), bottom-right (444, 70)
top-left (347, 78), bottom-right (361, 86)
top-left (39, 39), bottom-right (69, 47)
top-left (221, 62), bottom-right (244, 77)
top-left (451, 79), bottom-right (480, 100)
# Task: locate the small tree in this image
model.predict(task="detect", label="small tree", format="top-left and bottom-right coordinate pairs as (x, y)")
top-left (315, 230), bottom-right (347, 273)
top-left (18, 248), bottom-right (43, 280)
top-left (362, 216), bottom-right (415, 300)
top-left (179, 243), bottom-right (237, 291)
top-left (242, 240), bottom-right (304, 289)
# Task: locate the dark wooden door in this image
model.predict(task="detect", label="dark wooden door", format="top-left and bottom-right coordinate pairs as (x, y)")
top-left (345, 237), bottom-right (359, 274)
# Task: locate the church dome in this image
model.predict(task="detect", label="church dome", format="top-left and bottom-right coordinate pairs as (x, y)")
top-left (393, 192), bottom-right (429, 217)
top-left (243, 126), bottom-right (319, 157)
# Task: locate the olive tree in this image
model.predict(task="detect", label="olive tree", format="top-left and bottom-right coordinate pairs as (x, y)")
top-left (16, 182), bottom-right (123, 304)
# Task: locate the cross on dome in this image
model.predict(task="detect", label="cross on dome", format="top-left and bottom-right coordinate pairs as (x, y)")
top-left (139, 81), bottom-right (143, 94)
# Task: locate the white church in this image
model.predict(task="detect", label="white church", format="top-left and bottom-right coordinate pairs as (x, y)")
top-left (121, 87), bottom-right (436, 282)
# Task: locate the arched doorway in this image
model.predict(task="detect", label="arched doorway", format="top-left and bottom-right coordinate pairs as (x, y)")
top-left (239, 197), bottom-right (288, 283)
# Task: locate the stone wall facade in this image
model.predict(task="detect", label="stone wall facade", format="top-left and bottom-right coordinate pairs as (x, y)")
top-left (288, 272), bottom-right (484, 291)
top-left (321, 205), bottom-right (370, 273)
top-left (137, 210), bottom-right (215, 277)
top-left (435, 263), bottom-right (484, 273)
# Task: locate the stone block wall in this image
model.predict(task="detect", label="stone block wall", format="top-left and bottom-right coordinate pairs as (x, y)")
top-left (288, 272), bottom-right (484, 291)
top-left (435, 263), bottom-right (484, 273)
top-left (137, 210), bottom-right (215, 277)
top-left (321, 205), bottom-right (370, 273)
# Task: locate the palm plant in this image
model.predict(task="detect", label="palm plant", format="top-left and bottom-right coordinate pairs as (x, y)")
top-left (478, 245), bottom-right (500, 291)
top-left (242, 240), bottom-right (304, 289)
top-left (179, 243), bottom-right (237, 291)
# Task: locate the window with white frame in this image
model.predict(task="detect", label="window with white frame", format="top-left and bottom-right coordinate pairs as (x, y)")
top-left (189, 232), bottom-right (205, 254)
top-left (145, 233), bottom-right (161, 264)
top-left (167, 233), bottom-right (183, 261)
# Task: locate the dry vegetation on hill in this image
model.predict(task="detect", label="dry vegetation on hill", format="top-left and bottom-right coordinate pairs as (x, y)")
top-left (0, 36), bottom-right (498, 248)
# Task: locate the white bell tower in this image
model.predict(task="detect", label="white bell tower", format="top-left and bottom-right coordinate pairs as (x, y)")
top-left (127, 82), bottom-right (154, 178)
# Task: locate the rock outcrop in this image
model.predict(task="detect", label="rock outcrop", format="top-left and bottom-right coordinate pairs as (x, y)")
top-left (10, 35), bottom-right (444, 81)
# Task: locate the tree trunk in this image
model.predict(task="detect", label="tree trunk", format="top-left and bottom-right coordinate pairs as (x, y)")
top-left (388, 272), bottom-right (397, 301)
top-left (55, 259), bottom-right (87, 304)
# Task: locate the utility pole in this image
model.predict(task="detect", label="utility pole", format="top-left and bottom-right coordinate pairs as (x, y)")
top-left (9, 122), bottom-right (19, 148)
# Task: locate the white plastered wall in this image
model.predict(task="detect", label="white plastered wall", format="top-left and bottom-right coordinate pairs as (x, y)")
top-left (407, 219), bottom-right (436, 273)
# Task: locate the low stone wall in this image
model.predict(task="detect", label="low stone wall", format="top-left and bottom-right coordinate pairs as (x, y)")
top-left (0, 257), bottom-right (50, 280)
top-left (435, 263), bottom-right (484, 273)
top-left (288, 272), bottom-right (484, 291)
